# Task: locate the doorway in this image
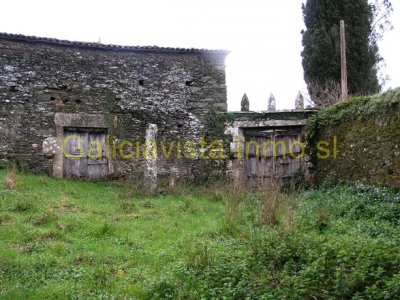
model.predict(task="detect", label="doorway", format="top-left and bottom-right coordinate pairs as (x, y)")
top-left (63, 127), bottom-right (109, 179)
top-left (244, 127), bottom-right (304, 188)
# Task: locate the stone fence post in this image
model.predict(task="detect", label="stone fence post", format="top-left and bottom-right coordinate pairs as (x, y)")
top-left (144, 123), bottom-right (158, 195)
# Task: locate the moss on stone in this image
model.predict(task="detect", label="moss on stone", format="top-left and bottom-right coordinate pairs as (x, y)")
top-left (311, 88), bottom-right (400, 189)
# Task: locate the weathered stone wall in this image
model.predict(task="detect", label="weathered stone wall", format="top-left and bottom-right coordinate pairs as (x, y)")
top-left (310, 89), bottom-right (400, 189)
top-left (0, 33), bottom-right (228, 182)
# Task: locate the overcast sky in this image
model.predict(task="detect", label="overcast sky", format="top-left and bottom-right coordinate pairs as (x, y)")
top-left (1, 0), bottom-right (399, 111)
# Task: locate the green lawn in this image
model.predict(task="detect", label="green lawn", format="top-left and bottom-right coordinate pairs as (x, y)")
top-left (1, 169), bottom-right (399, 299)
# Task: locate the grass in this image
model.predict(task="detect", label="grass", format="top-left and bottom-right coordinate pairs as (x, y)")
top-left (0, 170), bottom-right (228, 298)
top-left (1, 169), bottom-right (400, 299)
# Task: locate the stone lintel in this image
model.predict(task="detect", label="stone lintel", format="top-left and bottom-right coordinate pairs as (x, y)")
top-left (230, 119), bottom-right (308, 128)
top-left (54, 113), bottom-right (107, 128)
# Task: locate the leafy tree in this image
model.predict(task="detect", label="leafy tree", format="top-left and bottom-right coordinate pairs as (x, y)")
top-left (301, 0), bottom-right (392, 105)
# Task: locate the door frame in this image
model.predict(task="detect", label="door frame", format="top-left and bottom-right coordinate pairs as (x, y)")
top-left (53, 113), bottom-right (113, 178)
top-left (225, 119), bottom-right (309, 188)
top-left (243, 126), bottom-right (304, 188)
top-left (63, 127), bottom-right (109, 179)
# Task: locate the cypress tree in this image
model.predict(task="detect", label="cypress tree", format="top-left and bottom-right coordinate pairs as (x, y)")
top-left (301, 0), bottom-right (392, 103)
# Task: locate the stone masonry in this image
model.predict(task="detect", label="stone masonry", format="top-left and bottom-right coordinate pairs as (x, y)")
top-left (0, 33), bottom-right (229, 182)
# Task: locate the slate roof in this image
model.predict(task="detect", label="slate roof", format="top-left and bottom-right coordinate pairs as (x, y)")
top-left (0, 32), bottom-right (229, 55)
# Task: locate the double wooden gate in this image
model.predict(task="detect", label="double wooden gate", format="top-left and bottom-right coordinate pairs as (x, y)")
top-left (63, 128), bottom-right (109, 180)
top-left (244, 127), bottom-right (304, 188)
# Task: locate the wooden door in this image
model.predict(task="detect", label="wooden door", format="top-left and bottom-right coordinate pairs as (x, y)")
top-left (244, 127), bottom-right (303, 188)
top-left (63, 128), bottom-right (108, 180)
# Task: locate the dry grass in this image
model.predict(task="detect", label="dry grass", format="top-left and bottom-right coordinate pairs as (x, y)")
top-left (280, 194), bottom-right (297, 230)
top-left (316, 206), bottom-right (329, 231)
top-left (192, 179), bottom-right (249, 221)
top-left (58, 193), bottom-right (76, 213)
top-left (4, 171), bottom-right (17, 190)
top-left (225, 187), bottom-right (248, 220)
top-left (259, 179), bottom-right (281, 227)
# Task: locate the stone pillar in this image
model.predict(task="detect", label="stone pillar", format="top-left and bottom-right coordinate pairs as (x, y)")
top-left (225, 125), bottom-right (246, 188)
top-left (144, 123), bottom-right (158, 195)
top-left (241, 93), bottom-right (249, 111)
top-left (268, 93), bottom-right (276, 111)
top-left (295, 92), bottom-right (304, 110)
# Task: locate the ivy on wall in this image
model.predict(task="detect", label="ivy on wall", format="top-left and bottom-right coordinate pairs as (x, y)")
top-left (205, 101), bottom-right (235, 140)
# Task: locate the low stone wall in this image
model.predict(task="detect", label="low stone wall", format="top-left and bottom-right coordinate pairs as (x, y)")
top-left (310, 89), bottom-right (400, 189)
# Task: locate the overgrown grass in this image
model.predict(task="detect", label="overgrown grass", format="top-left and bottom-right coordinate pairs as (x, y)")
top-left (1, 170), bottom-right (399, 299)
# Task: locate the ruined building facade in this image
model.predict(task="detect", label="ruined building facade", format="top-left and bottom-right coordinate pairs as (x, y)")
top-left (0, 33), bottom-right (229, 182)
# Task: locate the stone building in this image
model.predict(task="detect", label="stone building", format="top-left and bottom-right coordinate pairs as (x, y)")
top-left (0, 33), bottom-right (229, 183)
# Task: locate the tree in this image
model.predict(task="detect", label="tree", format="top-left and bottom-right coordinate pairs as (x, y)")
top-left (301, 0), bottom-right (392, 106)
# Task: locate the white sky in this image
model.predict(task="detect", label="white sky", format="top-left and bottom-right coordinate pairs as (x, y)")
top-left (0, 0), bottom-right (399, 111)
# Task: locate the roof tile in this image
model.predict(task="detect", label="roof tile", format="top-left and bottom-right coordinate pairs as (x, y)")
top-left (0, 32), bottom-right (229, 55)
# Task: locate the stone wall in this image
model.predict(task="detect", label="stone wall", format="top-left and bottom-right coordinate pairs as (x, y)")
top-left (0, 33), bottom-right (228, 182)
top-left (310, 89), bottom-right (400, 189)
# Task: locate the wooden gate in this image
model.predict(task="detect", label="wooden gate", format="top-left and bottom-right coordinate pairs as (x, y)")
top-left (244, 127), bottom-right (304, 188)
top-left (63, 128), bottom-right (109, 180)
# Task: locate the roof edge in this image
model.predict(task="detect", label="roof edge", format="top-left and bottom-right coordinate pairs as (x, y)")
top-left (0, 32), bottom-right (230, 55)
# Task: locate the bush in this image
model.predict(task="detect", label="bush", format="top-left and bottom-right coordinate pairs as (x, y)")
top-left (144, 183), bottom-right (400, 299)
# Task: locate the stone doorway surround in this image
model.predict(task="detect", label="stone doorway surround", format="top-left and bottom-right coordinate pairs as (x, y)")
top-left (46, 113), bottom-right (113, 178)
top-left (224, 110), bottom-right (316, 187)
